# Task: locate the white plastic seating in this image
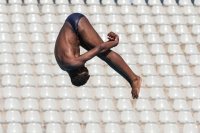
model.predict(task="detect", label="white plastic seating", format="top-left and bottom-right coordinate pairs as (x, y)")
top-left (118, 0), bottom-right (131, 5)
top-left (42, 5), bottom-right (55, 14)
top-left (80, 99), bottom-right (96, 111)
top-left (147, 34), bottom-right (162, 44)
top-left (189, 54), bottom-right (200, 65)
top-left (186, 88), bottom-right (200, 99)
top-left (59, 14), bottom-right (70, 24)
top-left (175, 25), bottom-right (189, 35)
top-left (107, 14), bottom-right (122, 24)
top-left (176, 65), bottom-right (192, 76)
top-left (154, 99), bottom-right (171, 111)
top-left (20, 75), bottom-right (35, 87)
top-left (73, 5), bottom-right (88, 15)
top-left (94, 24), bottom-right (108, 33)
top-left (58, 87), bottom-right (75, 99)
top-left (21, 87), bottom-right (38, 99)
top-left (45, 24), bottom-right (59, 33)
top-left (117, 44), bottom-right (132, 54)
top-left (26, 123), bottom-right (43, 133)
top-left (0, 4), bottom-right (8, 14)
top-left (171, 15), bottom-right (186, 25)
top-left (4, 98), bottom-right (20, 111)
top-left (148, 0), bottom-right (162, 5)
top-left (164, 76), bottom-right (179, 87)
top-left (83, 111), bottom-right (100, 123)
top-left (89, 5), bottom-right (103, 15)
top-left (131, 34), bottom-right (145, 44)
top-left (90, 15), bottom-right (106, 24)
top-left (46, 123), bottom-right (63, 133)
top-left (110, 24), bottom-right (125, 34)
top-left (138, 54), bottom-right (153, 65)
top-left (194, 65), bottom-right (200, 76)
top-left (156, 15), bottom-right (170, 25)
top-left (136, 6), bottom-right (151, 15)
top-left (76, 87), bottom-right (93, 99)
top-left (66, 123), bottom-right (82, 133)
top-left (16, 53), bottom-right (31, 64)
top-left (0, 23), bottom-right (10, 33)
top-left (145, 76), bottom-right (162, 87)
top-left (98, 99), bottom-right (115, 111)
top-left (95, 87), bottom-right (111, 99)
top-left (136, 99), bottom-right (152, 111)
top-left (31, 33), bottom-right (45, 43)
top-left (44, 111), bottom-right (61, 123)
top-left (1, 64), bottom-right (16, 75)
top-left (152, 6), bottom-right (166, 15)
top-left (24, 111), bottom-right (41, 123)
top-left (2, 75), bottom-right (17, 87)
top-left (61, 99), bottom-right (77, 111)
top-left (120, 111), bottom-right (138, 123)
top-left (184, 45), bottom-right (199, 55)
top-left (41, 99), bottom-right (59, 111)
top-left (0, 53), bottom-right (14, 64)
top-left (164, 34), bottom-right (179, 44)
top-left (151, 44), bottom-right (166, 55)
top-left (12, 23), bottom-right (26, 33)
top-left (164, 124), bottom-right (179, 133)
top-left (178, 111), bottom-right (195, 123)
top-left (168, 87), bottom-right (185, 99)
top-left (139, 15), bottom-right (154, 25)
top-left (173, 99), bottom-right (190, 111)
top-left (188, 15), bottom-right (200, 25)
top-left (144, 124), bottom-right (160, 133)
top-left (40, 0), bottom-right (53, 5)
top-left (133, 0), bottom-right (147, 5)
top-left (110, 75), bottom-right (126, 87)
top-left (26, 5), bottom-right (40, 14)
top-left (159, 65), bottom-right (175, 76)
top-left (24, 0), bottom-right (38, 4)
top-left (27, 14), bottom-right (42, 23)
top-left (10, 4), bottom-right (24, 14)
top-left (197, 112), bottom-right (200, 123)
top-left (102, 111), bottom-right (118, 123)
top-left (91, 76), bottom-right (108, 87)
top-left (105, 5), bottom-right (119, 15)
top-left (179, 0), bottom-right (193, 6)
top-left (120, 5), bottom-right (134, 15)
top-left (143, 25), bottom-right (157, 34)
top-left (34, 53), bottom-right (49, 64)
top-left (183, 6), bottom-right (197, 15)
top-left (43, 14), bottom-right (58, 24)
top-left (159, 25), bottom-right (173, 34)
top-left (57, 5), bottom-right (71, 14)
top-left (14, 33), bottom-right (28, 43)
top-left (15, 43), bottom-right (30, 54)
top-left (53, 64), bottom-right (67, 76)
top-left (159, 111), bottom-right (176, 123)
top-left (183, 124), bottom-right (199, 133)
top-left (117, 99), bottom-right (133, 111)
top-left (33, 43), bottom-right (47, 54)
top-left (47, 33), bottom-right (58, 43)
top-left (138, 88), bottom-right (148, 99)
top-left (167, 44), bottom-right (182, 55)
top-left (150, 87), bottom-right (166, 99)
top-left (172, 54), bottom-right (187, 65)
top-left (23, 99), bottom-right (39, 111)
top-left (7, 123), bottom-right (23, 133)
top-left (192, 99), bottom-right (200, 111)
top-left (40, 87), bottom-right (56, 99)
top-left (133, 44), bottom-right (148, 55)
top-left (180, 34), bottom-right (195, 44)
top-left (102, 0), bottom-right (116, 5)
top-left (11, 14), bottom-right (25, 23)
top-left (56, 75), bottom-right (72, 87)
top-left (86, 0), bottom-right (100, 5)
top-left (105, 123), bottom-right (121, 133)
top-left (2, 87), bottom-right (19, 99)
top-left (181, 76), bottom-right (198, 87)
top-left (127, 25), bottom-right (141, 34)
top-left (6, 110), bottom-right (22, 123)
top-left (85, 123), bottom-right (102, 133)
top-left (63, 111), bottom-right (80, 123)
top-left (196, 34), bottom-right (200, 44)
top-left (140, 111), bottom-right (157, 123)
top-left (38, 75), bottom-right (53, 87)
top-left (18, 64), bottom-right (33, 75)
top-left (0, 14), bottom-right (9, 24)
top-left (155, 54), bottom-right (170, 65)
top-left (192, 25), bottom-right (200, 35)
top-left (142, 65), bottom-right (157, 76)
top-left (124, 123), bottom-right (141, 133)
top-left (167, 6), bottom-right (182, 15)
top-left (124, 15), bottom-right (140, 25)
top-left (87, 56), bottom-right (102, 65)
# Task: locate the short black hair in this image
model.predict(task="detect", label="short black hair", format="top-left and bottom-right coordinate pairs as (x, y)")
top-left (71, 74), bottom-right (90, 87)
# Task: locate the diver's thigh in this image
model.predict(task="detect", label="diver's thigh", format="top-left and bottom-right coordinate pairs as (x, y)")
top-left (78, 17), bottom-right (104, 48)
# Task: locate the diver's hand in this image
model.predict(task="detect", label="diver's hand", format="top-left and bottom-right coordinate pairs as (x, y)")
top-left (107, 32), bottom-right (119, 45)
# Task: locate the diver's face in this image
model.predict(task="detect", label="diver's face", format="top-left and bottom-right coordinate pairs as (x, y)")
top-left (69, 66), bottom-right (89, 77)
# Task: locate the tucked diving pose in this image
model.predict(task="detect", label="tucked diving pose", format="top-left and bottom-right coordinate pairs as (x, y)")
top-left (54, 13), bottom-right (142, 99)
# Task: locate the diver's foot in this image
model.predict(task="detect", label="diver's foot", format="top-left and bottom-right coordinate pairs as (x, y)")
top-left (131, 76), bottom-right (142, 99)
